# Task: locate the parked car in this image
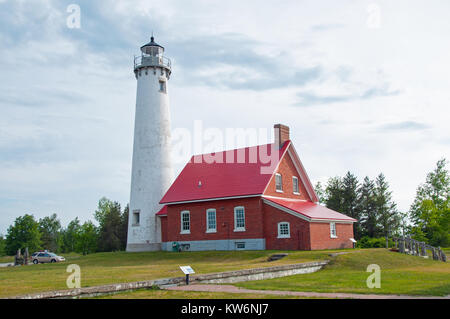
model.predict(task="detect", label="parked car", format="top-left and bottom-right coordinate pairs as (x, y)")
top-left (32, 252), bottom-right (65, 264)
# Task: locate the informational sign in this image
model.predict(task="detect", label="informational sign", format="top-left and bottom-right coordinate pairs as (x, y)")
top-left (179, 265), bottom-right (195, 275)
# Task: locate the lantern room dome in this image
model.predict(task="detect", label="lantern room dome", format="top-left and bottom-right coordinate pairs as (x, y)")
top-left (141, 36), bottom-right (164, 55)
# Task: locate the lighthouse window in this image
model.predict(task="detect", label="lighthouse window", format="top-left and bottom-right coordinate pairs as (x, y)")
top-left (132, 210), bottom-right (140, 226)
top-left (181, 211), bottom-right (190, 234)
top-left (159, 80), bottom-right (166, 93)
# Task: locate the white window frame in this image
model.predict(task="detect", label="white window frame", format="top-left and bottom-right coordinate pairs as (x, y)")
top-left (275, 173), bottom-right (283, 192)
top-left (235, 242), bottom-right (246, 250)
top-left (206, 209), bottom-right (217, 233)
top-left (132, 210), bottom-right (140, 226)
top-left (292, 176), bottom-right (300, 195)
top-left (180, 211), bottom-right (190, 234)
top-left (330, 222), bottom-right (337, 238)
top-left (277, 222), bottom-right (290, 238)
top-left (234, 206), bottom-right (246, 232)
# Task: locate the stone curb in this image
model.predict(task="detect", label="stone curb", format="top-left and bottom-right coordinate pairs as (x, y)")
top-left (7, 260), bottom-right (329, 299)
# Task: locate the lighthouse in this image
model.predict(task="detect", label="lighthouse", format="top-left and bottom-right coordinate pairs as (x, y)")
top-left (126, 36), bottom-right (174, 252)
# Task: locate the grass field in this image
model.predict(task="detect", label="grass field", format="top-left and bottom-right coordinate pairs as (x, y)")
top-left (0, 249), bottom-right (331, 298)
top-left (0, 248), bottom-right (448, 298)
top-left (94, 288), bottom-right (325, 299)
top-left (236, 249), bottom-right (450, 296)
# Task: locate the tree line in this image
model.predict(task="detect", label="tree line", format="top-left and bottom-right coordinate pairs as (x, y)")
top-left (0, 159), bottom-right (448, 256)
top-left (314, 158), bottom-right (449, 247)
top-left (0, 197), bottom-right (128, 256)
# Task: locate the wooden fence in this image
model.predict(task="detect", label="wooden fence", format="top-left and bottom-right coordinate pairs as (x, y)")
top-left (393, 237), bottom-right (447, 262)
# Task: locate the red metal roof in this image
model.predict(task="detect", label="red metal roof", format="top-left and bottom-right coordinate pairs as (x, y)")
top-left (155, 205), bottom-right (168, 216)
top-left (263, 196), bottom-right (356, 222)
top-left (160, 142), bottom-right (290, 204)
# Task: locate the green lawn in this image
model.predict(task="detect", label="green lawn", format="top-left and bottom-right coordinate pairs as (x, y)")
top-left (94, 288), bottom-right (326, 299)
top-left (0, 249), bottom-right (333, 298)
top-left (236, 249), bottom-right (450, 296)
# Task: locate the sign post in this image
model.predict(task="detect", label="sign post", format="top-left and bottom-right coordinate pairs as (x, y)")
top-left (179, 266), bottom-right (195, 285)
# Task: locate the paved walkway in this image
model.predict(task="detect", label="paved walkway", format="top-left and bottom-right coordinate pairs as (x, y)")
top-left (165, 284), bottom-right (450, 299)
top-left (0, 262), bottom-right (14, 268)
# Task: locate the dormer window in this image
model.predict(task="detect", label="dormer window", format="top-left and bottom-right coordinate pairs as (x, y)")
top-left (275, 173), bottom-right (283, 192)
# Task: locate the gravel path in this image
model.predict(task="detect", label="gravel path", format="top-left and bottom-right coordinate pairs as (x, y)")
top-left (165, 284), bottom-right (449, 299)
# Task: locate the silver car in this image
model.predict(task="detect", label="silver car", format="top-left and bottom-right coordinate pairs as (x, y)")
top-left (32, 252), bottom-right (65, 264)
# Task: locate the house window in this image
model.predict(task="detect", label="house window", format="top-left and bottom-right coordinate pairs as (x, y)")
top-left (181, 211), bottom-right (190, 234)
top-left (330, 222), bottom-right (337, 238)
top-left (275, 173), bottom-right (283, 192)
top-left (293, 176), bottom-right (300, 194)
top-left (235, 242), bottom-right (246, 250)
top-left (234, 206), bottom-right (245, 231)
top-left (277, 222), bottom-right (290, 238)
top-left (206, 209), bottom-right (217, 233)
top-left (159, 80), bottom-right (166, 93)
top-left (132, 210), bottom-right (140, 226)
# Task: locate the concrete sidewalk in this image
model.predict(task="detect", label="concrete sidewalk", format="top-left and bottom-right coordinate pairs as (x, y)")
top-left (165, 284), bottom-right (450, 299)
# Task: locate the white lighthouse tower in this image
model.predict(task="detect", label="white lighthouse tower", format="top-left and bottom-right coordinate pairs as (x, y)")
top-left (126, 36), bottom-right (173, 252)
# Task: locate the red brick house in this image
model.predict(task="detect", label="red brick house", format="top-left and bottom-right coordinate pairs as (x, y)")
top-left (156, 124), bottom-right (356, 251)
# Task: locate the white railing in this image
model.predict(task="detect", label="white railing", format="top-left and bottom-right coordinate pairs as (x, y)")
top-left (134, 54), bottom-right (171, 70)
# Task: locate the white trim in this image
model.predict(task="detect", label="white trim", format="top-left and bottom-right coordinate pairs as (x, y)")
top-left (261, 141), bottom-right (291, 195)
top-left (262, 197), bottom-right (356, 224)
top-left (180, 210), bottom-right (191, 234)
top-left (277, 222), bottom-right (291, 238)
top-left (287, 146), bottom-right (319, 202)
top-left (161, 194), bottom-right (261, 205)
top-left (292, 176), bottom-right (300, 194)
top-left (206, 208), bottom-right (217, 233)
top-left (330, 222), bottom-right (337, 238)
top-left (233, 206), bottom-right (246, 232)
top-left (275, 173), bottom-right (283, 192)
top-left (263, 198), bottom-right (311, 222)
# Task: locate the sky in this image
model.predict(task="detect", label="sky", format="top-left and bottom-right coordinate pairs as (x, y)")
top-left (0, 0), bottom-right (449, 234)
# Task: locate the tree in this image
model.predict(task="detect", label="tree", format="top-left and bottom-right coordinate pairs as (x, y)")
top-left (358, 177), bottom-right (379, 237)
top-left (95, 197), bottom-right (123, 252)
top-left (5, 214), bottom-right (41, 255)
top-left (76, 221), bottom-right (98, 255)
top-left (0, 235), bottom-right (5, 256)
top-left (374, 173), bottom-right (401, 239)
top-left (39, 214), bottom-right (63, 253)
top-left (341, 172), bottom-right (362, 239)
top-left (118, 204), bottom-right (129, 250)
top-left (325, 177), bottom-right (344, 213)
top-left (314, 182), bottom-right (326, 204)
top-left (62, 217), bottom-right (81, 253)
top-left (409, 158), bottom-right (449, 246)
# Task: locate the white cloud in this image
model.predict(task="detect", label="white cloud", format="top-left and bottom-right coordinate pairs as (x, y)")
top-left (0, 0), bottom-right (449, 233)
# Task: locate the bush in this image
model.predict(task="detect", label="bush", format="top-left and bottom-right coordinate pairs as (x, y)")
top-left (357, 236), bottom-right (394, 248)
top-left (0, 235), bottom-right (5, 256)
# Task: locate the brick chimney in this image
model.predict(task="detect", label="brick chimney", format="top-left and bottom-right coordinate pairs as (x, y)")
top-left (274, 124), bottom-right (290, 149)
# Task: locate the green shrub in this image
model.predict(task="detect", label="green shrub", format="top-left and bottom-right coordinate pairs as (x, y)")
top-left (357, 236), bottom-right (394, 248)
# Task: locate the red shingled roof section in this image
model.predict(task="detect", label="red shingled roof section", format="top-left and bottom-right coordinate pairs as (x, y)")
top-left (263, 197), bottom-right (357, 222)
top-left (160, 142), bottom-right (290, 204)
